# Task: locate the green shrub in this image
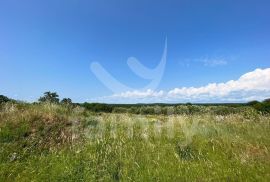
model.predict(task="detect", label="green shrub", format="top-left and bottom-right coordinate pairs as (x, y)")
top-left (82, 103), bottom-right (113, 113)
top-left (0, 95), bottom-right (10, 104)
top-left (112, 107), bottom-right (129, 113)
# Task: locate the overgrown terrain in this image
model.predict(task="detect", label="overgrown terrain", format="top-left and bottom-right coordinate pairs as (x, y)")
top-left (0, 101), bottom-right (270, 181)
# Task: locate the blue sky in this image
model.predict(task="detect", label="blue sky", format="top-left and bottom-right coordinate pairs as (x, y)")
top-left (1, 0), bottom-right (270, 103)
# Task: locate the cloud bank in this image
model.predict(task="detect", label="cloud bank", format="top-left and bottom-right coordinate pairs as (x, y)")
top-left (97, 68), bottom-right (270, 103)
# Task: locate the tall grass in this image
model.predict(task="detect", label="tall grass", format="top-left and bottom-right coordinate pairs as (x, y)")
top-left (0, 103), bottom-right (269, 181)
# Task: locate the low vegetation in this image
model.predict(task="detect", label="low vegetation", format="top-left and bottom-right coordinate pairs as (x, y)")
top-left (83, 100), bottom-right (270, 115)
top-left (0, 93), bottom-right (269, 181)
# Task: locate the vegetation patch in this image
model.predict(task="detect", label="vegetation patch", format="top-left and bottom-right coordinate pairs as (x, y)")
top-left (0, 95), bottom-right (269, 181)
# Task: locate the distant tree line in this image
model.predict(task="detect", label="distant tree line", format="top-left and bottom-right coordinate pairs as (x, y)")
top-left (38, 91), bottom-right (73, 105)
top-left (1, 92), bottom-right (270, 114)
top-left (0, 92), bottom-right (73, 106)
top-left (0, 95), bottom-right (11, 103)
top-left (82, 101), bottom-right (270, 115)
top-left (247, 99), bottom-right (270, 114)
top-left (82, 103), bottom-right (113, 113)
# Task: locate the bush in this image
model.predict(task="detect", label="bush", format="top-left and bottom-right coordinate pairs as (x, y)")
top-left (139, 106), bottom-right (156, 115)
top-left (211, 106), bottom-right (238, 115)
top-left (112, 107), bottom-right (128, 113)
top-left (127, 107), bottom-right (140, 114)
top-left (82, 103), bottom-right (113, 113)
top-left (247, 99), bottom-right (270, 114)
top-left (0, 95), bottom-right (11, 104)
top-left (60, 98), bottom-right (73, 105)
top-left (38, 92), bottom-right (60, 103)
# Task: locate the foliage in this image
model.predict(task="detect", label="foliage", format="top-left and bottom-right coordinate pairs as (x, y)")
top-left (247, 99), bottom-right (270, 114)
top-left (60, 98), bottom-right (73, 105)
top-left (112, 107), bottom-right (129, 113)
top-left (82, 103), bottom-right (113, 113)
top-left (38, 92), bottom-right (60, 103)
top-left (83, 103), bottom-right (261, 116)
top-left (0, 95), bottom-right (11, 104)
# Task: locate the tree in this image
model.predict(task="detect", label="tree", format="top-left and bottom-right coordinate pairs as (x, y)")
top-left (247, 100), bottom-right (260, 106)
top-left (38, 92), bottom-right (59, 103)
top-left (0, 95), bottom-right (10, 103)
top-left (263, 98), bottom-right (270, 103)
top-left (60, 98), bottom-right (72, 105)
top-left (247, 99), bottom-right (270, 114)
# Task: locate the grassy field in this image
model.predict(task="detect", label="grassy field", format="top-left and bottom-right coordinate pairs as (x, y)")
top-left (0, 102), bottom-right (269, 181)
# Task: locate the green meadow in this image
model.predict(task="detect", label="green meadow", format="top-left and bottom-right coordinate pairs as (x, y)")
top-left (0, 102), bottom-right (269, 181)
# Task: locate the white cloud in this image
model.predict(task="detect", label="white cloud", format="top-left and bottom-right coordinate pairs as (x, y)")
top-left (168, 68), bottom-right (270, 98)
top-left (96, 68), bottom-right (270, 103)
top-left (112, 89), bottom-right (164, 99)
top-left (179, 56), bottom-right (229, 68)
top-left (200, 58), bottom-right (227, 67)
